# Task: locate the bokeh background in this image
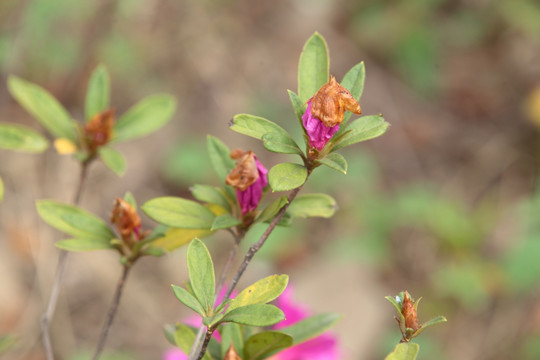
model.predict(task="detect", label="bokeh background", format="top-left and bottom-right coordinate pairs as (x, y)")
top-left (2, 0), bottom-right (540, 359)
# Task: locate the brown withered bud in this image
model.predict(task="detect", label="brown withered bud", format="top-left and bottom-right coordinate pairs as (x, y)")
top-left (110, 197), bottom-right (142, 241)
top-left (85, 108), bottom-right (115, 151)
top-left (310, 76), bottom-right (362, 127)
top-left (224, 345), bottom-right (242, 360)
top-left (401, 291), bottom-right (420, 331)
top-left (226, 149), bottom-right (259, 191)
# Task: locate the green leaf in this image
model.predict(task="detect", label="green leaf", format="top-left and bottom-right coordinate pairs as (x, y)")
top-left (174, 324), bottom-right (214, 360)
top-left (123, 191), bottom-right (137, 209)
top-left (279, 313), bottom-right (340, 345)
top-left (268, 163), bottom-right (307, 192)
top-left (340, 62), bottom-right (365, 125)
top-left (0, 176), bottom-right (3, 203)
top-left (221, 304), bottom-right (285, 327)
top-left (143, 246), bottom-right (167, 257)
top-left (8, 76), bottom-right (77, 142)
top-left (286, 193), bottom-right (337, 219)
top-left (262, 132), bottom-right (303, 156)
top-left (287, 90), bottom-right (306, 132)
top-left (55, 238), bottom-right (114, 251)
top-left (414, 316), bottom-right (447, 337)
top-left (98, 146), bottom-right (126, 176)
top-left (191, 184), bottom-right (232, 212)
top-left (150, 228), bottom-right (212, 252)
top-left (220, 323), bottom-right (244, 358)
top-left (113, 94), bottom-right (176, 142)
top-left (331, 115), bottom-right (389, 152)
top-left (207, 135), bottom-right (235, 184)
top-left (142, 197), bottom-right (216, 229)
top-left (384, 343), bottom-right (420, 360)
top-left (227, 275), bottom-right (288, 313)
top-left (230, 114), bottom-right (290, 141)
top-left (244, 331), bottom-right (293, 360)
top-left (187, 239), bottom-right (215, 313)
top-left (36, 200), bottom-right (115, 240)
top-left (297, 32), bottom-right (329, 103)
top-left (385, 296), bottom-right (403, 314)
top-left (85, 64), bottom-right (110, 121)
top-left (211, 214), bottom-right (241, 231)
top-left (172, 284), bottom-right (206, 317)
top-left (255, 196), bottom-right (289, 223)
top-left (316, 153), bottom-right (347, 174)
top-left (0, 123), bottom-right (49, 153)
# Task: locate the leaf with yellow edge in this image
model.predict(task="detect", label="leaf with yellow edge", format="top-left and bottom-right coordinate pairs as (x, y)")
top-left (150, 227), bottom-right (212, 252)
top-left (53, 138), bottom-right (78, 154)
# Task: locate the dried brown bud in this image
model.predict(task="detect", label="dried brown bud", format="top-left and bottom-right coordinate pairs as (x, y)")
top-left (401, 291), bottom-right (420, 331)
top-left (226, 149), bottom-right (259, 191)
top-left (85, 108), bottom-right (115, 151)
top-left (310, 76), bottom-right (362, 127)
top-left (224, 345), bottom-right (242, 360)
top-left (110, 197), bottom-right (141, 241)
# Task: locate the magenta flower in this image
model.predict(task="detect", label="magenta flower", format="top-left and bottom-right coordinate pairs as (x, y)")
top-left (302, 76), bottom-right (362, 151)
top-left (272, 288), bottom-right (340, 360)
top-left (226, 149), bottom-right (268, 216)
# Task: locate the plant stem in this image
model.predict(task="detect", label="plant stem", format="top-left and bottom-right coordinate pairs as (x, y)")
top-left (191, 184), bottom-right (305, 360)
top-left (41, 161), bottom-right (90, 360)
top-left (92, 265), bottom-right (131, 360)
top-left (195, 328), bottom-right (215, 360)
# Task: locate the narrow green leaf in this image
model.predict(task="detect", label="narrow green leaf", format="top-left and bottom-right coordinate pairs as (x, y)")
top-left (298, 32), bottom-right (329, 103)
top-left (85, 64), bottom-right (110, 121)
top-left (172, 284), bottom-right (206, 317)
top-left (221, 304), bottom-right (285, 327)
top-left (36, 200), bottom-right (115, 240)
top-left (316, 153), bottom-right (347, 174)
top-left (244, 331), bottom-right (293, 360)
top-left (220, 323), bottom-right (244, 358)
top-left (0, 123), bottom-right (49, 153)
top-left (255, 196), bottom-right (288, 223)
top-left (286, 193), bottom-right (337, 219)
top-left (123, 191), bottom-right (137, 209)
top-left (262, 132), bottom-right (303, 156)
top-left (414, 316), bottom-right (447, 337)
top-left (142, 197), bottom-right (216, 229)
top-left (384, 343), bottom-right (420, 360)
top-left (279, 313), bottom-right (340, 345)
top-left (187, 239), bottom-right (215, 313)
top-left (191, 184), bottom-right (231, 212)
top-left (174, 324), bottom-right (214, 360)
top-left (143, 247), bottom-right (167, 257)
top-left (268, 163), bottom-right (307, 192)
top-left (331, 115), bottom-right (389, 152)
top-left (211, 214), bottom-right (241, 231)
top-left (287, 90), bottom-right (306, 132)
top-left (55, 238), bottom-right (113, 251)
top-left (227, 275), bottom-right (288, 313)
top-left (113, 94), bottom-right (176, 142)
top-left (207, 135), bottom-right (235, 184)
top-left (150, 227), bottom-right (212, 252)
top-left (98, 146), bottom-right (126, 176)
top-left (7, 76), bottom-right (77, 142)
top-left (230, 114), bottom-right (290, 140)
top-left (340, 62), bottom-right (366, 125)
top-left (385, 296), bottom-right (403, 314)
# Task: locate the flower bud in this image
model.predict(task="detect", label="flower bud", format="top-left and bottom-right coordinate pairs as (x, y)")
top-left (224, 345), bottom-right (242, 360)
top-left (85, 108), bottom-right (115, 152)
top-left (226, 149), bottom-right (268, 215)
top-left (401, 291), bottom-right (419, 331)
top-left (302, 76), bottom-right (362, 150)
top-left (110, 197), bottom-right (142, 242)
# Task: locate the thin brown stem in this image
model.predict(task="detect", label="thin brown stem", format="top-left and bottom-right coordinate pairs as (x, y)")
top-left (191, 183), bottom-right (305, 360)
top-left (41, 161), bottom-right (91, 360)
top-left (92, 265), bottom-right (131, 360)
top-left (195, 328), bottom-right (215, 360)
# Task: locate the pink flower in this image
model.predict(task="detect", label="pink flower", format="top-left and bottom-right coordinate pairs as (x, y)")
top-left (272, 288), bottom-right (340, 360)
top-left (225, 150), bottom-right (268, 216)
top-left (302, 100), bottom-right (340, 151)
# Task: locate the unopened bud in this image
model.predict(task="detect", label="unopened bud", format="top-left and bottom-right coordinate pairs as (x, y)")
top-left (401, 291), bottom-right (419, 331)
top-left (226, 149), bottom-right (259, 191)
top-left (110, 197), bottom-right (141, 241)
top-left (85, 108), bottom-right (115, 151)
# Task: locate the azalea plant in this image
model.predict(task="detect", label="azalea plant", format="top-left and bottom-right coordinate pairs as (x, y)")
top-left (0, 32), bottom-right (446, 360)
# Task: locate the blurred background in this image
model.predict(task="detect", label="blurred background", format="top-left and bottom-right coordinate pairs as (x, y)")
top-left (2, 0), bottom-right (540, 359)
